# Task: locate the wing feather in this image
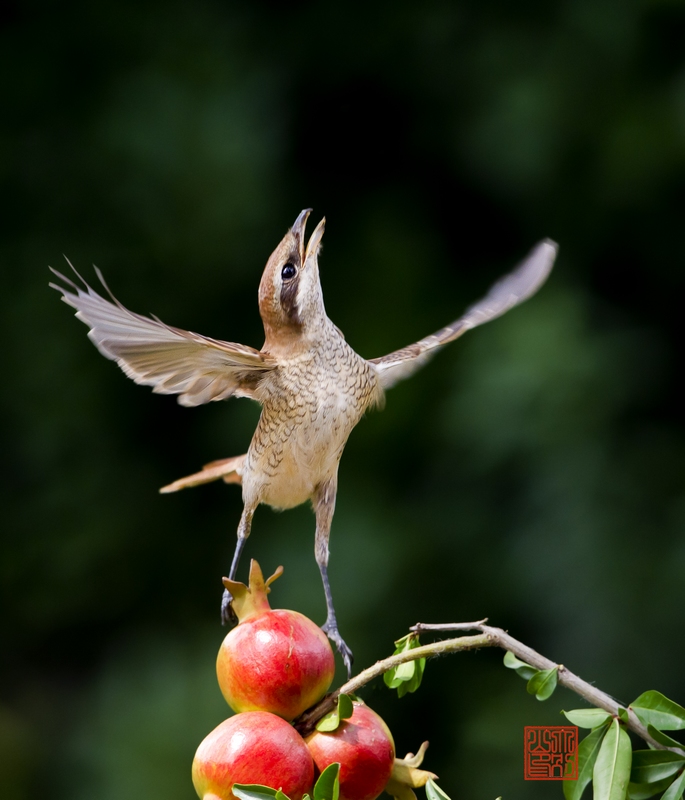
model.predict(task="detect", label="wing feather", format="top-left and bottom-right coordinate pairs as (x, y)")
top-left (368, 239), bottom-right (557, 389)
top-left (50, 264), bottom-right (275, 406)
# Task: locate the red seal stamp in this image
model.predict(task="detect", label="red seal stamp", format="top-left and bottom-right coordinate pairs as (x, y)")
top-left (524, 726), bottom-right (578, 780)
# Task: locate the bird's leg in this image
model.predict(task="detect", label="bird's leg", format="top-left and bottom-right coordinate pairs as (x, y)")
top-left (313, 479), bottom-right (353, 677)
top-left (221, 503), bottom-right (255, 626)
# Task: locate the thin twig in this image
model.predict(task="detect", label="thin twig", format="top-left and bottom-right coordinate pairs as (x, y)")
top-left (293, 620), bottom-right (685, 757)
top-left (411, 619), bottom-right (489, 632)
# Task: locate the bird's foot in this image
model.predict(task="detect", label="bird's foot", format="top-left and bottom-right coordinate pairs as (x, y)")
top-left (221, 588), bottom-right (238, 626)
top-left (322, 618), bottom-right (354, 678)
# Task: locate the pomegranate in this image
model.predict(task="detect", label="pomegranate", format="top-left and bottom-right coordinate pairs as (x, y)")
top-left (305, 701), bottom-right (395, 800)
top-left (217, 560), bottom-right (336, 721)
top-left (192, 711), bottom-right (314, 800)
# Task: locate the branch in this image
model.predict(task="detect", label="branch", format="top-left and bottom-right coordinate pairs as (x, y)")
top-left (294, 619), bottom-right (685, 758)
top-left (294, 630), bottom-right (491, 735)
top-left (416, 622), bottom-right (685, 756)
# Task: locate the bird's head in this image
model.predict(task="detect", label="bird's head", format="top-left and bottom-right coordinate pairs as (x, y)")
top-left (258, 209), bottom-right (327, 351)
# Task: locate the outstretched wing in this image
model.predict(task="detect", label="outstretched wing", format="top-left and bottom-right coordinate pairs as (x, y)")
top-left (368, 239), bottom-right (557, 389)
top-left (50, 264), bottom-right (275, 406)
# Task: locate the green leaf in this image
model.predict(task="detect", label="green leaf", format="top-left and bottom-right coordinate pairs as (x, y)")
top-left (593, 718), bottom-right (632, 800)
top-left (316, 695), bottom-right (354, 732)
top-left (316, 710), bottom-right (340, 732)
top-left (503, 651), bottom-right (538, 681)
top-left (410, 653), bottom-right (426, 689)
top-left (631, 692), bottom-right (685, 731)
top-left (313, 763), bottom-right (340, 800)
top-left (618, 707), bottom-right (630, 725)
top-left (527, 666), bottom-right (558, 701)
top-left (384, 672), bottom-right (403, 689)
top-left (628, 776), bottom-right (677, 800)
top-left (232, 785), bottom-right (283, 800)
top-left (563, 724), bottom-right (608, 800)
top-left (503, 651), bottom-right (526, 669)
top-left (393, 660), bottom-right (417, 681)
top-left (562, 709), bottom-right (612, 729)
top-left (337, 694), bottom-right (353, 721)
top-left (630, 750), bottom-right (685, 784)
top-left (425, 779), bottom-right (451, 800)
top-left (384, 641), bottom-right (407, 688)
top-left (662, 767), bottom-right (685, 800)
top-left (647, 725), bottom-right (685, 750)
top-left (396, 655), bottom-right (426, 698)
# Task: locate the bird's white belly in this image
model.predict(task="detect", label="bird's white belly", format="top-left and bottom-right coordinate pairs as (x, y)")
top-left (257, 450), bottom-right (322, 509)
top-left (243, 394), bottom-right (357, 510)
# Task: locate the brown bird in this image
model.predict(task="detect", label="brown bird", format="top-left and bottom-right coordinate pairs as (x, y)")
top-left (50, 209), bottom-right (557, 674)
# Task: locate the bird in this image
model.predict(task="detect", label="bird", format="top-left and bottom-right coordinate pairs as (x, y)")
top-left (50, 209), bottom-right (557, 675)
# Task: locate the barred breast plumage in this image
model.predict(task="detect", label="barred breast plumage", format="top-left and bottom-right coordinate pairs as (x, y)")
top-left (244, 324), bottom-right (382, 510)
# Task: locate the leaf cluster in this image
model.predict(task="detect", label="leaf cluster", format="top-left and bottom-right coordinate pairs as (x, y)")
top-left (503, 651), bottom-right (559, 701)
top-left (505, 650), bottom-right (685, 800)
top-left (384, 634), bottom-right (427, 698)
top-left (564, 692), bottom-right (685, 800)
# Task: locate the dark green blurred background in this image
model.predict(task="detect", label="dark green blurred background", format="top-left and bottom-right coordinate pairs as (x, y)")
top-left (3, 1), bottom-right (685, 797)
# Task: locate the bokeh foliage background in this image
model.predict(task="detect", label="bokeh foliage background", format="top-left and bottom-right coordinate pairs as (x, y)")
top-left (2, 1), bottom-right (685, 797)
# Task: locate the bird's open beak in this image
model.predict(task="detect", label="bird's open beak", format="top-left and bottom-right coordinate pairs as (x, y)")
top-left (291, 209), bottom-right (312, 263)
top-left (305, 217), bottom-right (326, 262)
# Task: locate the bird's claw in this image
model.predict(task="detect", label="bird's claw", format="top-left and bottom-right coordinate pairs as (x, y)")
top-left (221, 588), bottom-right (238, 626)
top-left (322, 619), bottom-right (354, 678)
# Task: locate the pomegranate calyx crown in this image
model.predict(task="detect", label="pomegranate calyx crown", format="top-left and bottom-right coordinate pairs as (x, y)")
top-left (385, 741), bottom-right (437, 800)
top-left (221, 559), bottom-right (283, 622)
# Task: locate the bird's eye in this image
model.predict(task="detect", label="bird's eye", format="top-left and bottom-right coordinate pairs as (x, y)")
top-left (281, 263), bottom-right (297, 281)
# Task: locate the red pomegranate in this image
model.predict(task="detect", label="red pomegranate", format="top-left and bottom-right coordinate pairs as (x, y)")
top-left (217, 560), bottom-right (336, 721)
top-left (305, 701), bottom-right (396, 800)
top-left (192, 711), bottom-right (314, 800)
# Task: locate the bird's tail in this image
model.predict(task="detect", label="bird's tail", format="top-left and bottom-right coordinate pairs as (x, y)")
top-left (159, 454), bottom-right (246, 494)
